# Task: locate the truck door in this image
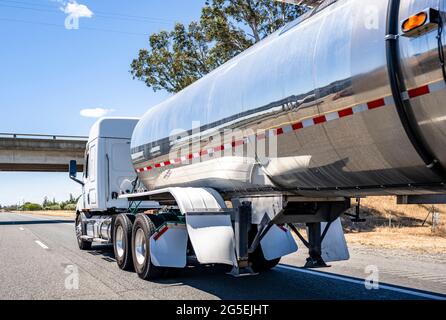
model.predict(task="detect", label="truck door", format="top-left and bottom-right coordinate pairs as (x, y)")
top-left (105, 139), bottom-right (136, 208)
top-left (85, 143), bottom-right (98, 208)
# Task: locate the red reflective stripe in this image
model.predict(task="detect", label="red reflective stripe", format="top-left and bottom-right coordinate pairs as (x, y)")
top-left (408, 85), bottom-right (430, 98)
top-left (292, 122), bottom-right (303, 130)
top-left (136, 80), bottom-right (445, 171)
top-left (313, 115), bottom-right (327, 124)
top-left (338, 107), bottom-right (353, 118)
top-left (233, 140), bottom-right (244, 147)
top-left (367, 98), bottom-right (385, 109)
top-left (154, 225), bottom-right (169, 241)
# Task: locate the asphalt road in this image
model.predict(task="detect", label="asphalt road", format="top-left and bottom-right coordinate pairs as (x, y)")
top-left (0, 212), bottom-right (445, 300)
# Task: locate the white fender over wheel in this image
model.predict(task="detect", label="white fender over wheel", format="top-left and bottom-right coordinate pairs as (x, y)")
top-left (121, 188), bottom-right (237, 266)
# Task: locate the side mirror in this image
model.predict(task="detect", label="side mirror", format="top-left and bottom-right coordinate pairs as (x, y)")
top-left (69, 160), bottom-right (77, 178)
top-left (69, 160), bottom-right (84, 186)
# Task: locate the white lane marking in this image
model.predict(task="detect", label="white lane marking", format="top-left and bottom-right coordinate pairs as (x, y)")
top-left (277, 264), bottom-right (446, 300)
top-left (35, 240), bottom-right (49, 250)
top-left (19, 227), bottom-right (24, 231)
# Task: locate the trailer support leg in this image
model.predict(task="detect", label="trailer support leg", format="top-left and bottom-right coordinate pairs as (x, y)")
top-left (228, 202), bottom-right (257, 277)
top-left (304, 222), bottom-right (329, 268)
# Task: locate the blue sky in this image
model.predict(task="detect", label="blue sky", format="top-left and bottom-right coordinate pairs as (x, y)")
top-left (0, 0), bottom-right (204, 206)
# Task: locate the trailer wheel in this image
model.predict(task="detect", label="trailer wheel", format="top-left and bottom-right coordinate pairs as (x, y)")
top-left (250, 247), bottom-right (281, 272)
top-left (113, 214), bottom-right (134, 271)
top-left (132, 214), bottom-right (164, 280)
top-left (75, 213), bottom-right (91, 250)
top-left (248, 226), bottom-right (280, 272)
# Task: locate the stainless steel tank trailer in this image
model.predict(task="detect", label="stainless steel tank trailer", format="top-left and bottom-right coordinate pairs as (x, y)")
top-left (69, 0), bottom-right (446, 280)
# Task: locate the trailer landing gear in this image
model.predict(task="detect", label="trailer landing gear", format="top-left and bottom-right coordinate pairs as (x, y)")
top-left (306, 222), bottom-right (330, 269)
top-left (288, 222), bottom-right (330, 269)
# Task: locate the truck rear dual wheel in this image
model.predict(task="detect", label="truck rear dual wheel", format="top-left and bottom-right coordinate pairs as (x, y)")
top-left (113, 214), bottom-right (134, 271)
top-left (132, 214), bottom-right (164, 280)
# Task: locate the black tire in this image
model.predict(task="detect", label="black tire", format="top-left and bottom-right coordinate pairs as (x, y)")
top-left (113, 214), bottom-right (134, 271)
top-left (248, 226), bottom-right (280, 272)
top-left (132, 214), bottom-right (164, 280)
top-left (75, 213), bottom-right (92, 250)
top-left (250, 247), bottom-right (281, 272)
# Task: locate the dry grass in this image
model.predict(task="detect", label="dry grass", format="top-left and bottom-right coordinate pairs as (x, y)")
top-left (341, 196), bottom-right (446, 253)
top-left (345, 228), bottom-right (446, 254)
top-left (13, 210), bottom-right (76, 218)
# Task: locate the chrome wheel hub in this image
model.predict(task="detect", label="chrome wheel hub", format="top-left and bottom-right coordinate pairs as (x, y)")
top-left (115, 225), bottom-right (125, 258)
top-left (134, 228), bottom-right (146, 265)
top-left (75, 219), bottom-right (82, 239)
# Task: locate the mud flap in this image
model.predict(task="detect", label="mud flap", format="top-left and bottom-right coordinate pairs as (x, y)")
top-left (186, 214), bottom-right (237, 266)
top-left (122, 187), bottom-right (237, 266)
top-left (321, 218), bottom-right (349, 262)
top-left (260, 225), bottom-right (298, 261)
top-left (150, 223), bottom-right (188, 268)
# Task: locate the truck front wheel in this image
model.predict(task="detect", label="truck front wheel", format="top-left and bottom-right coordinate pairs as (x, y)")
top-left (113, 214), bottom-right (134, 271)
top-left (132, 214), bottom-right (164, 280)
top-left (75, 213), bottom-right (92, 250)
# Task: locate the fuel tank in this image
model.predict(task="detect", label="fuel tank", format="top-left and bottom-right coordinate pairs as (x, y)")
top-left (131, 0), bottom-right (446, 197)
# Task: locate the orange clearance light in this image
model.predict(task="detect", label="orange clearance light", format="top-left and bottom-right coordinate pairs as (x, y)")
top-left (402, 12), bottom-right (428, 33)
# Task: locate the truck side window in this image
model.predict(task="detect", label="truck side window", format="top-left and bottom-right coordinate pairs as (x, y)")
top-left (85, 153), bottom-right (89, 179)
top-left (89, 144), bottom-right (96, 182)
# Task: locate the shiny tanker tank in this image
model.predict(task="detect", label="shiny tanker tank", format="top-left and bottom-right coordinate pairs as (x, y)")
top-left (130, 0), bottom-right (446, 199)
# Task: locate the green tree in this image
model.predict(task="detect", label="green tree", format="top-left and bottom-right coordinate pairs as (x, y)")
top-left (22, 202), bottom-right (42, 211)
top-left (64, 203), bottom-right (77, 211)
top-left (131, 0), bottom-right (308, 93)
top-left (46, 204), bottom-right (62, 211)
top-left (42, 196), bottom-right (50, 208)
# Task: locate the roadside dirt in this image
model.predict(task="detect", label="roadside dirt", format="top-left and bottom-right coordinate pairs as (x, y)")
top-left (341, 196), bottom-right (446, 254)
top-left (11, 210), bottom-right (75, 218)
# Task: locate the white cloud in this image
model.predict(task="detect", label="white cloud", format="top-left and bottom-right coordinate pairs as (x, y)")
top-left (62, 1), bottom-right (93, 18)
top-left (80, 108), bottom-right (114, 118)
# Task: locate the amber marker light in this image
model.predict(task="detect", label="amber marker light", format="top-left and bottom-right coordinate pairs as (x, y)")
top-left (402, 12), bottom-right (428, 33)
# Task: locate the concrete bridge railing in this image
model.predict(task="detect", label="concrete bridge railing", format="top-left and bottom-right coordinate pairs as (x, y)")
top-left (0, 133), bottom-right (87, 172)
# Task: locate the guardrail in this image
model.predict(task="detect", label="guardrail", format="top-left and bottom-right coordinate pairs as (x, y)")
top-left (0, 133), bottom-right (88, 141)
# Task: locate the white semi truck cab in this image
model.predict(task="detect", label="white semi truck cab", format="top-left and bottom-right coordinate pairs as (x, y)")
top-left (71, 117), bottom-right (151, 212)
top-left (69, 118), bottom-right (159, 249)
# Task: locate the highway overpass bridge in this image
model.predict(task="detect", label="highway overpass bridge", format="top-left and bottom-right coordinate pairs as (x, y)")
top-left (0, 133), bottom-right (87, 172)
